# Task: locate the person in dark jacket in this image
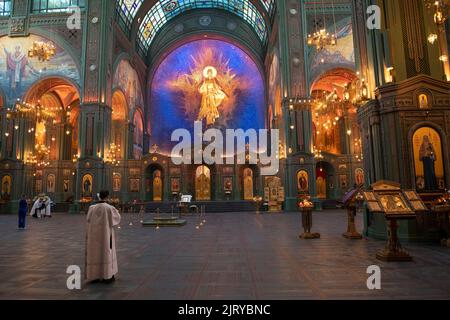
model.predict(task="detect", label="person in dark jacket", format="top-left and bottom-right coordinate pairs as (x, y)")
top-left (18, 195), bottom-right (28, 230)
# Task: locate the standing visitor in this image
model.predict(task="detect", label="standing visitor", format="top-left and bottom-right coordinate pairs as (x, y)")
top-left (18, 195), bottom-right (28, 230)
top-left (85, 190), bottom-right (121, 284)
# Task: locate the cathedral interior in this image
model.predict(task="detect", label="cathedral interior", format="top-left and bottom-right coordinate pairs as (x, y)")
top-left (0, 0), bottom-right (449, 302)
top-left (1, 0), bottom-right (448, 212)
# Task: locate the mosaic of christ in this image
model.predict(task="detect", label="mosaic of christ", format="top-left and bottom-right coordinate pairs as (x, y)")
top-left (150, 39), bottom-right (265, 152)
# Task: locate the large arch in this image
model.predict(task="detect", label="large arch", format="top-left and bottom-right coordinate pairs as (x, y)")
top-left (310, 68), bottom-right (360, 156)
top-left (18, 76), bottom-right (81, 163)
top-left (148, 37), bottom-right (267, 153)
top-left (111, 89), bottom-right (129, 160)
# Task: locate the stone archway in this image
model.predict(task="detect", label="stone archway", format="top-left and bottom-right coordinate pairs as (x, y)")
top-left (22, 77), bottom-right (81, 163)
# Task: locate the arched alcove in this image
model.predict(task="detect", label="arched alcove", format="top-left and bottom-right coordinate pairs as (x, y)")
top-left (148, 38), bottom-right (266, 153)
top-left (20, 77), bottom-right (80, 162)
top-left (111, 90), bottom-right (128, 160)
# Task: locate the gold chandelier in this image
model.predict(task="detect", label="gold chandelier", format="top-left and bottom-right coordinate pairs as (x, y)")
top-left (342, 74), bottom-right (370, 106)
top-left (307, 29), bottom-right (336, 51)
top-left (424, 0), bottom-right (449, 25)
top-left (28, 41), bottom-right (56, 62)
top-left (24, 144), bottom-right (51, 168)
top-left (8, 101), bottom-right (57, 122)
top-left (105, 143), bottom-right (121, 166)
top-left (307, 0), bottom-right (338, 51)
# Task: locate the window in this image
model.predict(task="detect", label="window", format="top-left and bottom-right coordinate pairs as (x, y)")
top-left (260, 0), bottom-right (275, 17)
top-left (137, 0), bottom-right (268, 53)
top-left (31, 0), bottom-right (85, 13)
top-left (0, 0), bottom-right (11, 16)
top-left (116, 0), bottom-right (144, 36)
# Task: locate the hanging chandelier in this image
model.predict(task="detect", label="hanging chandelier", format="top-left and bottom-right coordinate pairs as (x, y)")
top-left (105, 143), bottom-right (121, 166)
top-left (8, 101), bottom-right (57, 122)
top-left (307, 29), bottom-right (337, 51)
top-left (28, 41), bottom-right (56, 62)
top-left (342, 75), bottom-right (370, 106)
top-left (424, 0), bottom-right (449, 25)
top-left (24, 145), bottom-right (51, 168)
top-left (307, 0), bottom-right (338, 51)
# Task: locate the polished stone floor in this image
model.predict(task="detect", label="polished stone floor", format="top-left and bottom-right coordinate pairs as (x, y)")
top-left (0, 210), bottom-right (449, 300)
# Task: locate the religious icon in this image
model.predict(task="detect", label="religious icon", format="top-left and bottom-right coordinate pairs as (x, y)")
top-left (378, 193), bottom-right (411, 213)
top-left (1, 175), bottom-right (11, 200)
top-left (316, 176), bottom-right (326, 199)
top-left (340, 175), bottom-right (348, 189)
top-left (47, 175), bottom-right (56, 193)
top-left (224, 177), bottom-right (233, 192)
top-left (243, 168), bottom-right (254, 200)
top-left (355, 168), bottom-right (365, 186)
top-left (2, 44), bottom-right (38, 95)
top-left (419, 135), bottom-right (437, 190)
top-left (418, 94), bottom-right (429, 109)
top-left (198, 66), bottom-right (227, 126)
top-left (130, 178), bottom-right (140, 193)
top-left (413, 127), bottom-right (444, 191)
top-left (153, 171), bottom-right (162, 201)
top-left (113, 174), bottom-right (121, 192)
top-left (297, 170), bottom-right (309, 194)
top-left (196, 166), bottom-right (211, 201)
top-left (63, 180), bottom-right (70, 193)
top-left (82, 174), bottom-right (93, 194)
top-left (35, 180), bottom-right (42, 194)
top-left (171, 178), bottom-right (180, 193)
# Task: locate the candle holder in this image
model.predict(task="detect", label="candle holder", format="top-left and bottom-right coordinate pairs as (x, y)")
top-left (298, 196), bottom-right (320, 239)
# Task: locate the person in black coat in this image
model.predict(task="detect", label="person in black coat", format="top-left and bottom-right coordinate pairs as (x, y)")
top-left (18, 195), bottom-right (28, 230)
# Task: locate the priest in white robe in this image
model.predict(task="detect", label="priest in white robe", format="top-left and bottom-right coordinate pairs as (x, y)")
top-left (85, 190), bottom-right (121, 283)
top-left (30, 195), bottom-right (52, 218)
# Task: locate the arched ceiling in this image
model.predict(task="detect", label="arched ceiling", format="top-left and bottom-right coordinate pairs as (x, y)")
top-left (116, 0), bottom-right (274, 53)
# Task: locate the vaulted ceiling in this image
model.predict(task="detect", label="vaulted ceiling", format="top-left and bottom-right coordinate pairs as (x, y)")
top-left (115, 0), bottom-right (275, 53)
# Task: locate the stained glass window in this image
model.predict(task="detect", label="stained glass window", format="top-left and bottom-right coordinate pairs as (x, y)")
top-left (116, 0), bottom-right (144, 35)
top-left (31, 0), bottom-right (85, 13)
top-left (137, 0), bottom-right (268, 53)
top-left (0, 0), bottom-right (11, 16)
top-left (260, 0), bottom-right (275, 17)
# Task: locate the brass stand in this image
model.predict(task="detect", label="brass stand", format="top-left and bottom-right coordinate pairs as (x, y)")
top-left (433, 205), bottom-right (450, 247)
top-left (343, 207), bottom-right (362, 240)
top-left (439, 211), bottom-right (450, 248)
top-left (376, 219), bottom-right (413, 262)
top-left (299, 207), bottom-right (320, 239)
top-left (444, 210), bottom-right (450, 247)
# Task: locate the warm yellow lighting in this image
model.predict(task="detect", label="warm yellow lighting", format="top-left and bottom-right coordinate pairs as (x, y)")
top-left (439, 55), bottom-right (448, 62)
top-left (28, 41), bottom-right (56, 62)
top-left (428, 33), bottom-right (438, 44)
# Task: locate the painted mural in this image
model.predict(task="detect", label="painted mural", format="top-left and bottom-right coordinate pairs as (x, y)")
top-left (413, 127), bottom-right (446, 191)
top-left (150, 39), bottom-right (266, 152)
top-left (113, 59), bottom-right (144, 110)
top-left (268, 51), bottom-right (282, 119)
top-left (0, 34), bottom-right (80, 102)
top-left (308, 16), bottom-right (355, 83)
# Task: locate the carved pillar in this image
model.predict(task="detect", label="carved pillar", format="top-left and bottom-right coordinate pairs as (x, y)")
top-left (76, 0), bottom-right (114, 202)
top-left (127, 123), bottom-right (135, 160)
top-left (279, 1), bottom-right (316, 210)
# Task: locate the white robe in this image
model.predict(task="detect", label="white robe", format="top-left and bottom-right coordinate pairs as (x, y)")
top-left (30, 198), bottom-right (51, 218)
top-left (85, 202), bottom-right (121, 282)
